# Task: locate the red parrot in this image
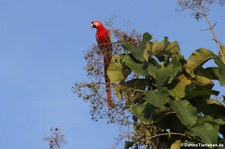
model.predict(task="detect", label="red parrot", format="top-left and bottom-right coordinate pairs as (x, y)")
top-left (91, 20), bottom-right (112, 109)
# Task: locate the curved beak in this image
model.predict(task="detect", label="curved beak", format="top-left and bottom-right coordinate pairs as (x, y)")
top-left (91, 21), bottom-right (96, 29)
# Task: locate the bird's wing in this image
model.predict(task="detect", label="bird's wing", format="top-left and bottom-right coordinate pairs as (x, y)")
top-left (106, 30), bottom-right (112, 43)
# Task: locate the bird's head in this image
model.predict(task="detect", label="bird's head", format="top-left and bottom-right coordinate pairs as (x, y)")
top-left (91, 20), bottom-right (103, 29)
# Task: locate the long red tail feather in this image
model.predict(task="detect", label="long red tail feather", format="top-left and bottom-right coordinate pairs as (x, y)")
top-left (103, 45), bottom-right (112, 109)
top-left (104, 58), bottom-right (112, 109)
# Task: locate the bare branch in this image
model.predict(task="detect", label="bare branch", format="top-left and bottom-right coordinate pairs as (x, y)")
top-left (43, 128), bottom-right (67, 149)
top-left (200, 21), bottom-right (217, 31)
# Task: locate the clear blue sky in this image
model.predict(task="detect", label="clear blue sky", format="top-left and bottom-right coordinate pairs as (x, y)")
top-left (0, 0), bottom-right (224, 149)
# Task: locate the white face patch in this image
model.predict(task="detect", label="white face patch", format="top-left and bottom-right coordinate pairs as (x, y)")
top-left (93, 21), bottom-right (99, 27)
top-left (91, 21), bottom-right (102, 28)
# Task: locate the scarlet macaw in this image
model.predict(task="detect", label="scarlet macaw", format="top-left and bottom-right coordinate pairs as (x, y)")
top-left (91, 20), bottom-right (112, 109)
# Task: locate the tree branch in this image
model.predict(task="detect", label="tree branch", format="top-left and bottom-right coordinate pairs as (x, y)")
top-left (200, 21), bottom-right (217, 31)
top-left (149, 132), bottom-right (186, 140)
top-left (199, 3), bottom-right (225, 64)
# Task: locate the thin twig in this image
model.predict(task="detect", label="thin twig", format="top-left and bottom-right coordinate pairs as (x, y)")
top-left (149, 132), bottom-right (186, 140)
top-left (200, 21), bottom-right (217, 31)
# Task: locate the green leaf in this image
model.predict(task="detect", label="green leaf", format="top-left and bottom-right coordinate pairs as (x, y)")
top-left (185, 85), bottom-right (219, 100)
top-left (121, 32), bottom-right (152, 62)
top-left (186, 48), bottom-right (215, 74)
top-left (150, 56), bottom-right (182, 85)
top-left (147, 64), bottom-right (157, 79)
top-left (191, 122), bottom-right (219, 144)
top-left (151, 40), bottom-right (166, 55)
top-left (144, 90), bottom-right (169, 107)
top-left (143, 32), bottom-right (152, 42)
top-left (213, 56), bottom-right (225, 86)
top-left (170, 140), bottom-right (181, 149)
top-left (192, 98), bottom-right (225, 118)
top-left (214, 119), bottom-right (225, 125)
top-left (194, 75), bottom-right (214, 86)
top-left (124, 141), bottom-right (134, 149)
top-left (131, 102), bottom-right (152, 124)
top-left (192, 55), bottom-right (225, 86)
top-left (147, 56), bottom-right (182, 89)
top-left (168, 74), bottom-right (192, 100)
top-left (120, 42), bottom-right (136, 54)
top-left (122, 55), bottom-right (148, 76)
top-left (122, 78), bottom-right (149, 91)
top-left (165, 41), bottom-right (181, 57)
top-left (195, 67), bottom-right (219, 80)
top-left (144, 37), bottom-right (181, 66)
top-left (143, 42), bottom-right (152, 61)
top-left (169, 100), bottom-right (197, 127)
top-left (150, 38), bottom-right (180, 57)
top-left (196, 115), bottom-right (225, 125)
top-left (107, 55), bottom-right (124, 82)
top-left (166, 56), bottom-right (182, 83)
top-left (155, 66), bottom-right (171, 88)
top-left (221, 45), bottom-right (225, 54)
top-left (207, 99), bottom-right (225, 107)
top-left (219, 45), bottom-right (225, 63)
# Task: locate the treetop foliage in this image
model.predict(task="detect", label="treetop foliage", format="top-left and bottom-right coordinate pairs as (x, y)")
top-left (73, 21), bottom-right (225, 147)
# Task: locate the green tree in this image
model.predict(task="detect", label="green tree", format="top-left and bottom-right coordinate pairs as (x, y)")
top-left (73, 2), bottom-right (225, 148)
top-left (73, 25), bottom-right (225, 149)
